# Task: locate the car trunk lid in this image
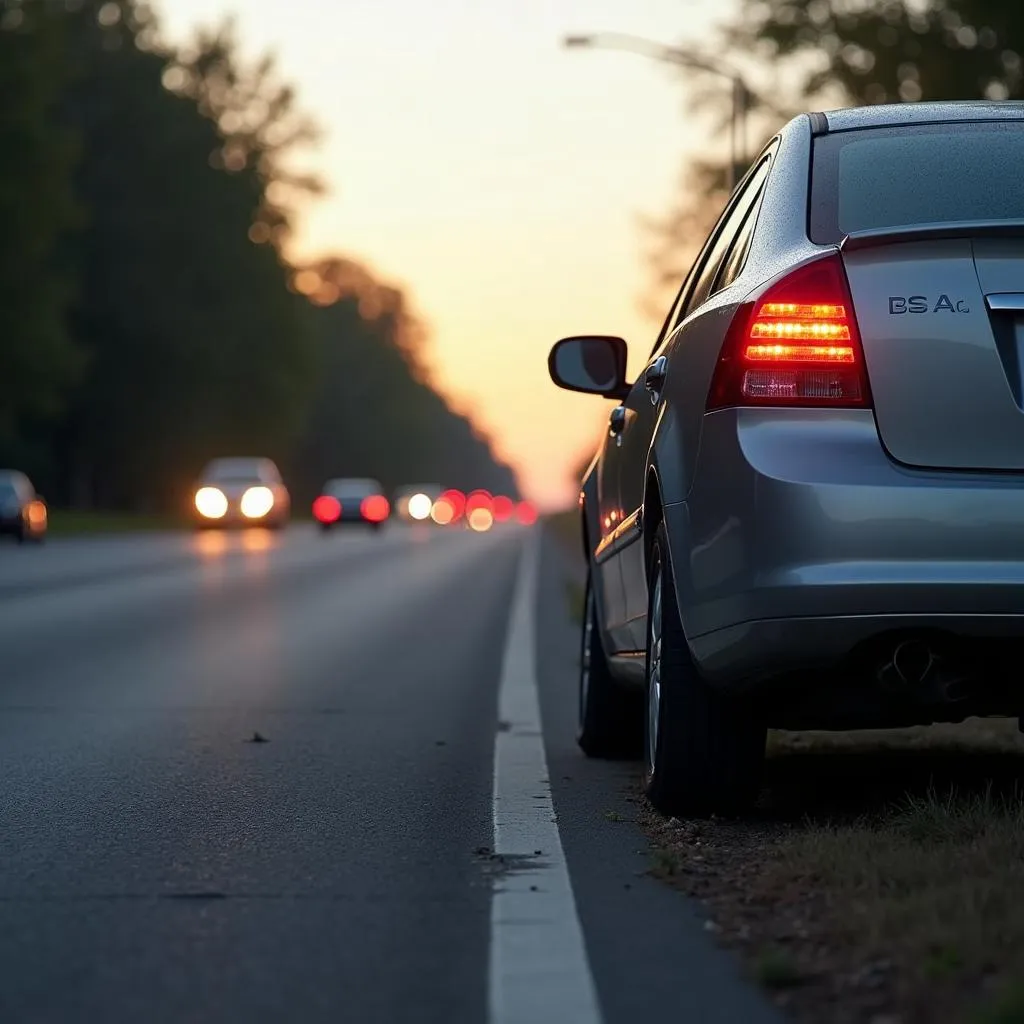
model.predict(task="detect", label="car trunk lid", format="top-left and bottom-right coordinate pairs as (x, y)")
top-left (841, 224), bottom-right (1024, 470)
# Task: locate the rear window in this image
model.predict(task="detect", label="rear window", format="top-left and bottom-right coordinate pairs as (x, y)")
top-left (328, 479), bottom-right (379, 497)
top-left (810, 121), bottom-right (1024, 244)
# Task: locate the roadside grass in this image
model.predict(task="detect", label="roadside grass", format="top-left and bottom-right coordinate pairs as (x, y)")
top-left (641, 718), bottom-right (1024, 1024)
top-left (46, 510), bottom-right (187, 535)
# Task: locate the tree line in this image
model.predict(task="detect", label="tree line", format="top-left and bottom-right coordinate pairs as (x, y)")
top-left (0, 0), bottom-right (518, 514)
top-left (646, 0), bottom-right (1024, 308)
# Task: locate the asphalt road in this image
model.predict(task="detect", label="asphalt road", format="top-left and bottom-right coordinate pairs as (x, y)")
top-left (0, 523), bottom-right (781, 1024)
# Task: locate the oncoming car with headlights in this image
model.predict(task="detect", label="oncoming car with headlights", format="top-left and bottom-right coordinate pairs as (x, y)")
top-left (192, 457), bottom-right (290, 529)
top-left (550, 101), bottom-right (1024, 819)
top-left (393, 484), bottom-right (443, 524)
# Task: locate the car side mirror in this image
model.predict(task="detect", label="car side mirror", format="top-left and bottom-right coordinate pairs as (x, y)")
top-left (548, 335), bottom-right (630, 399)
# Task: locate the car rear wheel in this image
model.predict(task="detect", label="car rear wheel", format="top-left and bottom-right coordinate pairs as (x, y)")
top-left (577, 571), bottom-right (643, 759)
top-left (644, 524), bottom-right (766, 818)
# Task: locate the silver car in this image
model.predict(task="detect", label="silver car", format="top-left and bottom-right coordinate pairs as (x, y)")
top-left (549, 101), bottom-right (1024, 818)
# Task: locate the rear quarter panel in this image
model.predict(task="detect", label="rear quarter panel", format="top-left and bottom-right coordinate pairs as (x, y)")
top-left (653, 117), bottom-right (830, 635)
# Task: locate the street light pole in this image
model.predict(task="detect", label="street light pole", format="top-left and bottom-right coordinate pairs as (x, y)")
top-left (563, 32), bottom-right (749, 190)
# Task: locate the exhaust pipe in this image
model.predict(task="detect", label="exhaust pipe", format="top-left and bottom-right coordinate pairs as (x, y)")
top-left (878, 639), bottom-right (936, 687)
top-left (876, 639), bottom-right (972, 702)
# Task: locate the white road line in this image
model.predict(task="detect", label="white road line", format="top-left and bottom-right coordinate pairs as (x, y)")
top-left (488, 529), bottom-right (604, 1024)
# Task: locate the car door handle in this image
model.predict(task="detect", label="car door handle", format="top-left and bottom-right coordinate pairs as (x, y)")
top-left (609, 406), bottom-right (626, 436)
top-left (644, 357), bottom-right (667, 392)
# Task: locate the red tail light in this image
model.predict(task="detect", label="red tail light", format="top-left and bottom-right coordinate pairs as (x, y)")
top-left (466, 490), bottom-right (492, 515)
top-left (312, 495), bottom-right (341, 524)
top-left (706, 253), bottom-right (871, 411)
top-left (441, 488), bottom-right (466, 521)
top-left (361, 494), bottom-right (390, 523)
top-left (491, 495), bottom-right (514, 522)
top-left (515, 501), bottom-right (537, 526)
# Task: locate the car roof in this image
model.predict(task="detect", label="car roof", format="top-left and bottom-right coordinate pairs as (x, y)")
top-left (326, 477), bottom-right (381, 490)
top-left (202, 456), bottom-right (275, 472)
top-left (816, 100), bottom-right (1024, 134)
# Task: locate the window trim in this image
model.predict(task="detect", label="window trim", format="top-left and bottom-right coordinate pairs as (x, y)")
top-left (648, 139), bottom-right (779, 358)
top-left (710, 179), bottom-right (768, 295)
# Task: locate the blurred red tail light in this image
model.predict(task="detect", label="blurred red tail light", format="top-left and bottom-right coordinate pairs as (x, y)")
top-left (515, 501), bottom-right (537, 526)
top-left (312, 495), bottom-right (341, 524)
top-left (466, 489), bottom-right (492, 515)
top-left (706, 253), bottom-right (871, 411)
top-left (491, 495), bottom-right (514, 522)
top-left (361, 494), bottom-right (390, 523)
top-left (441, 488), bottom-right (466, 521)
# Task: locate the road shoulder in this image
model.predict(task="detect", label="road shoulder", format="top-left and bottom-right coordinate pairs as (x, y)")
top-left (534, 527), bottom-right (784, 1024)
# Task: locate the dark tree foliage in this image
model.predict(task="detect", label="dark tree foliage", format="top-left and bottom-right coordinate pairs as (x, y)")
top-left (733, 0), bottom-right (1024, 104)
top-left (0, 0), bottom-right (517, 512)
top-left (0, 1), bottom-right (81, 459)
top-left (287, 259), bottom-right (519, 504)
top-left (162, 16), bottom-right (324, 251)
top-left (646, 0), bottom-right (1024, 309)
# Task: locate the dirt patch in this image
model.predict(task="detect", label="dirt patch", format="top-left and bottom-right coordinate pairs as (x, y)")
top-left (640, 720), bottom-right (1024, 1024)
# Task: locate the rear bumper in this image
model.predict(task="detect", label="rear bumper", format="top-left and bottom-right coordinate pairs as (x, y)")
top-left (323, 513), bottom-right (381, 526)
top-left (675, 408), bottom-right (1024, 683)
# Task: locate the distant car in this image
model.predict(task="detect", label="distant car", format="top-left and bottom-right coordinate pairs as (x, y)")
top-left (312, 478), bottom-right (390, 532)
top-left (549, 101), bottom-right (1024, 819)
top-left (192, 457), bottom-right (290, 529)
top-left (393, 484), bottom-right (443, 523)
top-left (0, 470), bottom-right (47, 543)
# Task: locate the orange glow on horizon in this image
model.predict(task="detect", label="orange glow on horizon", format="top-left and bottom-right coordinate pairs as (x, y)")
top-left (156, 0), bottom-right (720, 510)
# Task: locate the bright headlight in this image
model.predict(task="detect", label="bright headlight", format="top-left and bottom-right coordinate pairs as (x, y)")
top-left (407, 493), bottom-right (432, 521)
top-left (195, 486), bottom-right (228, 519)
top-left (240, 485), bottom-right (274, 519)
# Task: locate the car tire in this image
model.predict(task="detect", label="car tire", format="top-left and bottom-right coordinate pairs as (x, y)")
top-left (319, 522), bottom-right (332, 534)
top-left (644, 523), bottom-right (766, 818)
top-left (577, 571), bottom-right (643, 759)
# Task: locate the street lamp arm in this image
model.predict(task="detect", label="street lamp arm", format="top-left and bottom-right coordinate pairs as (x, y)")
top-left (563, 32), bottom-right (741, 87)
top-left (563, 30), bottom-right (759, 190)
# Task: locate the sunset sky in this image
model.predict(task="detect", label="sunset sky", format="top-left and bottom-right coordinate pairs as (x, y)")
top-left (156, 0), bottom-right (731, 509)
